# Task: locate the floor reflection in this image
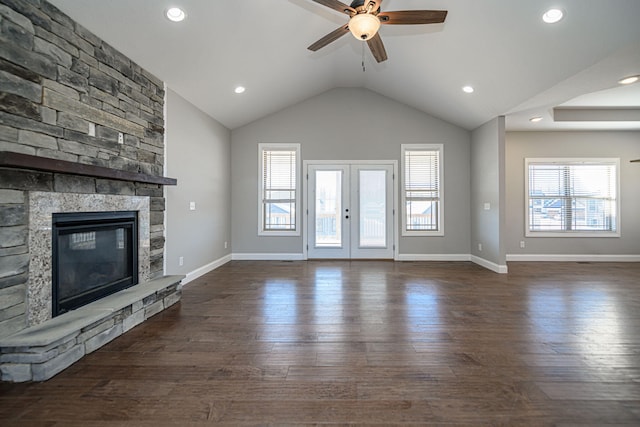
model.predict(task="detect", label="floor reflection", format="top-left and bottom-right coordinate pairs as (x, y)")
top-left (527, 285), bottom-right (628, 367)
top-left (358, 270), bottom-right (389, 313)
top-left (313, 266), bottom-right (343, 324)
top-left (262, 279), bottom-right (298, 324)
top-left (404, 281), bottom-right (441, 336)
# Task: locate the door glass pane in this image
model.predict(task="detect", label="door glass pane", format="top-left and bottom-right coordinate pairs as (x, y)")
top-left (315, 170), bottom-right (342, 247)
top-left (359, 170), bottom-right (386, 247)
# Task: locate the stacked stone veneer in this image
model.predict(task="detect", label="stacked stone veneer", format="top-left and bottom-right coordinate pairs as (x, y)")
top-left (0, 0), bottom-right (167, 338)
top-left (1, 275), bottom-right (183, 382)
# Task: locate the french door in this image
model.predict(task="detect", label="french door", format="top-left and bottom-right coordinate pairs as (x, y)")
top-left (306, 162), bottom-right (395, 259)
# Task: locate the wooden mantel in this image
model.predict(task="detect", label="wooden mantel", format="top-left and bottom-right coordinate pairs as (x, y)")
top-left (0, 152), bottom-right (177, 186)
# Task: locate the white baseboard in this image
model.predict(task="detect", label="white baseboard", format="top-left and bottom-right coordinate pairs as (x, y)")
top-left (470, 255), bottom-right (509, 274)
top-left (506, 254), bottom-right (640, 262)
top-left (182, 254), bottom-right (232, 286)
top-left (231, 253), bottom-right (305, 261)
top-left (395, 253), bottom-right (471, 262)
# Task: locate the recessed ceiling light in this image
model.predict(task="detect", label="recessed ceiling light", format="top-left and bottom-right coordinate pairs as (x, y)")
top-left (462, 86), bottom-right (474, 94)
top-left (166, 7), bottom-right (186, 22)
top-left (530, 116), bottom-right (543, 123)
top-left (618, 75), bottom-right (639, 85)
top-left (234, 86), bottom-right (246, 94)
top-left (542, 8), bottom-right (564, 24)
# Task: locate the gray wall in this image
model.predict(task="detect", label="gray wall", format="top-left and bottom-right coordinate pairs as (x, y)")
top-left (506, 131), bottom-right (640, 256)
top-left (231, 88), bottom-right (471, 256)
top-left (470, 117), bottom-right (506, 268)
top-left (165, 89), bottom-right (231, 275)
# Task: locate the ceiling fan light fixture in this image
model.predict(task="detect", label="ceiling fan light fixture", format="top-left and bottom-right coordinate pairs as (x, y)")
top-left (348, 13), bottom-right (381, 41)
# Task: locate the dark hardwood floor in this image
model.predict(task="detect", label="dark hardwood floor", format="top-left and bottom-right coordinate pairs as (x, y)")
top-left (2, 260), bottom-right (639, 425)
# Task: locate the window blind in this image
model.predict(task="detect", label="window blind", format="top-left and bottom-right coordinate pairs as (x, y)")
top-left (263, 150), bottom-right (296, 201)
top-left (405, 150), bottom-right (440, 199)
top-left (261, 148), bottom-right (297, 231)
top-left (404, 148), bottom-right (440, 232)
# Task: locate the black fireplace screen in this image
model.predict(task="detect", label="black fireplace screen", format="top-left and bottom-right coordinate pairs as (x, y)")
top-left (52, 211), bottom-right (138, 316)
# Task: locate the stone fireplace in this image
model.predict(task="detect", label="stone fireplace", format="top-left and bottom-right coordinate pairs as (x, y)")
top-left (0, 190), bottom-right (184, 383)
top-left (0, 0), bottom-right (183, 382)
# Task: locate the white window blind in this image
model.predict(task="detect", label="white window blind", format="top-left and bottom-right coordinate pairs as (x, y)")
top-left (402, 145), bottom-right (442, 234)
top-left (527, 159), bottom-right (618, 235)
top-left (259, 144), bottom-right (299, 234)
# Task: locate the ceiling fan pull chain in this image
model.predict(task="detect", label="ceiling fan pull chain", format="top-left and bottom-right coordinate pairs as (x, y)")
top-left (362, 42), bottom-right (366, 72)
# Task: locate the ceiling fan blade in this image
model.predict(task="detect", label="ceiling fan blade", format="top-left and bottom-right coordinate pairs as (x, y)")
top-left (366, 33), bottom-right (387, 63)
top-left (311, 0), bottom-right (356, 15)
top-left (378, 10), bottom-right (448, 25)
top-left (308, 24), bottom-right (350, 51)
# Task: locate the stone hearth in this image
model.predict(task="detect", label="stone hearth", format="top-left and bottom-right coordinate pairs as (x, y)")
top-left (0, 275), bottom-right (183, 382)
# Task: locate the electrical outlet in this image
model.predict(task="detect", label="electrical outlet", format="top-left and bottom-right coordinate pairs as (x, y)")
top-left (88, 122), bottom-right (95, 136)
top-left (189, 201), bottom-right (196, 210)
top-left (224, 241), bottom-right (228, 249)
top-left (520, 241), bottom-right (525, 248)
top-left (179, 256), bottom-right (184, 266)
top-left (118, 132), bottom-right (124, 144)
top-left (478, 243), bottom-right (482, 251)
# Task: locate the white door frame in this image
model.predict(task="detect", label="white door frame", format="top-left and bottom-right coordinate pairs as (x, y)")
top-left (303, 160), bottom-right (398, 260)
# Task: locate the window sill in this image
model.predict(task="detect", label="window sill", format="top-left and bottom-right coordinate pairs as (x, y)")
top-left (402, 231), bottom-right (444, 237)
top-left (525, 231), bottom-right (620, 238)
top-left (258, 231), bottom-right (300, 237)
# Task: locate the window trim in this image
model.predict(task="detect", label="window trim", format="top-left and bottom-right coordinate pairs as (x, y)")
top-left (524, 157), bottom-right (620, 238)
top-left (401, 144), bottom-right (444, 237)
top-left (258, 143), bottom-right (301, 236)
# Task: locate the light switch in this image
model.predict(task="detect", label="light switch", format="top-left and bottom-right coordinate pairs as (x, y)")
top-left (484, 202), bottom-right (490, 210)
top-left (189, 202), bottom-right (196, 210)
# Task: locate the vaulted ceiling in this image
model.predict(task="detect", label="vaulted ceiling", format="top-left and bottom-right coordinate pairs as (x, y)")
top-left (49, 0), bottom-right (640, 131)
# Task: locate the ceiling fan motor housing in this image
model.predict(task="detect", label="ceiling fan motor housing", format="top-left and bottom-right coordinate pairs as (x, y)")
top-left (350, 0), bottom-right (369, 9)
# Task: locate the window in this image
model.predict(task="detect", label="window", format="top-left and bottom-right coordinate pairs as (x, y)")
top-left (401, 144), bottom-right (443, 236)
top-left (259, 143), bottom-right (300, 235)
top-left (526, 158), bottom-right (619, 237)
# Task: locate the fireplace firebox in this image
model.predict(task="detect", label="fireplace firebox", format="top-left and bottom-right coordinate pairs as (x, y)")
top-left (52, 211), bottom-right (138, 317)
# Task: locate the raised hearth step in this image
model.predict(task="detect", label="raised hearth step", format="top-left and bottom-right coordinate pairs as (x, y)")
top-left (0, 275), bottom-right (184, 382)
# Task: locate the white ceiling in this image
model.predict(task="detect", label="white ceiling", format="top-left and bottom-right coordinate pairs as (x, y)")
top-left (49, 0), bottom-right (640, 131)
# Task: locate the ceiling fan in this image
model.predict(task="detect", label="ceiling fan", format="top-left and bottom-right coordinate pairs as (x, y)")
top-left (307, 0), bottom-right (448, 63)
